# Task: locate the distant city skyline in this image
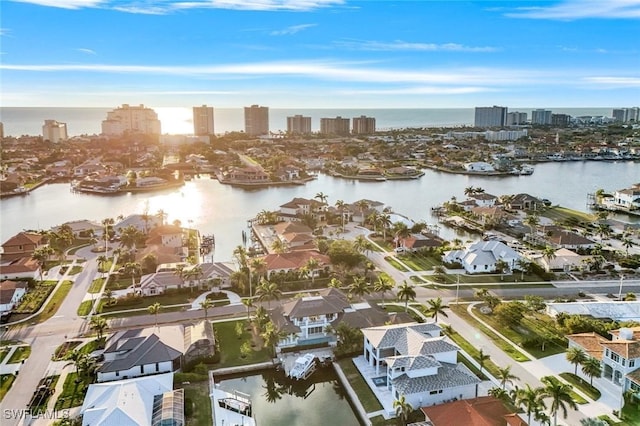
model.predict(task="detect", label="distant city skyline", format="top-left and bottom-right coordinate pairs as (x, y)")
top-left (1, 0), bottom-right (639, 108)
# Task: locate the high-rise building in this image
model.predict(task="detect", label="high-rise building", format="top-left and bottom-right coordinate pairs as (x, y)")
top-left (474, 106), bottom-right (507, 128)
top-left (193, 105), bottom-right (214, 136)
top-left (42, 119), bottom-right (68, 143)
top-left (244, 105), bottom-right (269, 136)
top-left (506, 112), bottom-right (527, 126)
top-left (320, 116), bottom-right (350, 136)
top-left (286, 115), bottom-right (312, 135)
top-left (551, 114), bottom-right (571, 127)
top-left (531, 109), bottom-right (552, 125)
top-left (352, 116), bottom-right (376, 134)
top-left (101, 104), bottom-right (161, 136)
top-left (613, 107), bottom-right (640, 123)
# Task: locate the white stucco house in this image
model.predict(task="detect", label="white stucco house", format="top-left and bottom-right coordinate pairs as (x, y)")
top-left (0, 280), bottom-right (28, 313)
top-left (464, 162), bottom-right (494, 172)
top-left (361, 323), bottom-right (480, 412)
top-left (443, 240), bottom-right (523, 274)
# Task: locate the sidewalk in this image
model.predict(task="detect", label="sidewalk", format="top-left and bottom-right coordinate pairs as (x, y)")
top-left (189, 289), bottom-right (242, 310)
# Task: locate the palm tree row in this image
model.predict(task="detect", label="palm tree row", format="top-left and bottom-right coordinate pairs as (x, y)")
top-left (566, 347), bottom-right (602, 385)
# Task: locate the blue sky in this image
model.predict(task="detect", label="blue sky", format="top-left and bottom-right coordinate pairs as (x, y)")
top-left (1, 0), bottom-right (639, 107)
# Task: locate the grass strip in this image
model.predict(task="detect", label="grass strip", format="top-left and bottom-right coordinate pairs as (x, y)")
top-left (88, 278), bottom-right (104, 294)
top-left (336, 358), bottom-right (383, 413)
top-left (7, 346), bottom-right (31, 364)
top-left (0, 375), bottom-right (16, 402)
top-left (54, 372), bottom-right (90, 410)
top-left (31, 280), bottom-right (74, 324)
top-left (559, 372), bottom-right (601, 400)
top-left (213, 320), bottom-right (271, 369)
top-left (77, 300), bottom-right (93, 316)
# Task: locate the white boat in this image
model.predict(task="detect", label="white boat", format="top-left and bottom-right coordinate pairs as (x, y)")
top-left (210, 373), bottom-right (256, 426)
top-left (288, 353), bottom-right (317, 380)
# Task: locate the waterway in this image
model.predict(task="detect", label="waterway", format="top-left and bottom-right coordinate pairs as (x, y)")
top-left (1, 161), bottom-right (637, 261)
top-left (216, 368), bottom-right (362, 426)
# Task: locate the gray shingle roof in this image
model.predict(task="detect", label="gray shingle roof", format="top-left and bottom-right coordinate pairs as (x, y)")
top-left (363, 322), bottom-right (441, 348)
top-left (99, 334), bottom-right (182, 373)
top-left (387, 355), bottom-right (441, 371)
top-left (392, 363), bottom-right (480, 394)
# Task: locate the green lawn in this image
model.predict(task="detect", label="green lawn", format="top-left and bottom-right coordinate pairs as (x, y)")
top-left (54, 372), bottom-right (90, 410)
top-left (99, 305), bottom-right (186, 318)
top-left (473, 308), bottom-right (567, 358)
top-left (101, 289), bottom-right (206, 313)
top-left (436, 272), bottom-right (549, 284)
top-left (540, 206), bottom-right (596, 224)
top-left (213, 320), bottom-right (271, 369)
top-left (68, 265), bottom-right (84, 275)
top-left (385, 256), bottom-right (409, 272)
top-left (370, 237), bottom-right (394, 251)
top-left (183, 381), bottom-right (213, 426)
top-left (77, 300), bottom-right (94, 316)
top-left (31, 280), bottom-right (74, 324)
top-left (336, 358), bottom-right (383, 413)
top-left (98, 260), bottom-right (113, 273)
top-left (105, 275), bottom-right (135, 291)
top-left (7, 346), bottom-right (31, 363)
top-left (542, 375), bottom-right (587, 404)
top-left (88, 278), bottom-right (105, 294)
top-left (52, 341), bottom-right (82, 360)
top-left (449, 304), bottom-right (531, 362)
top-left (559, 372), bottom-right (601, 400)
top-left (67, 243), bottom-right (90, 255)
top-left (443, 328), bottom-right (502, 379)
top-left (0, 348), bottom-right (9, 363)
top-left (78, 338), bottom-right (105, 355)
top-left (0, 375), bottom-right (16, 402)
top-left (396, 252), bottom-right (442, 271)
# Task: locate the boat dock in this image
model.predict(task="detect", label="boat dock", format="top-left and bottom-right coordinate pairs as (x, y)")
top-left (280, 348), bottom-right (334, 378)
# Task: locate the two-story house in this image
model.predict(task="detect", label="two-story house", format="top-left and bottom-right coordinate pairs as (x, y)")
top-left (1, 232), bottom-right (45, 262)
top-left (568, 327), bottom-right (640, 397)
top-left (278, 197), bottom-right (327, 222)
top-left (361, 323), bottom-right (480, 414)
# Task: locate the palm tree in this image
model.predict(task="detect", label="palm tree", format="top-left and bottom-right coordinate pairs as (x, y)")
top-left (89, 316), bottom-right (108, 340)
top-left (256, 280), bottom-right (282, 309)
top-left (348, 276), bottom-right (370, 301)
top-left (424, 297), bottom-right (449, 322)
top-left (119, 225), bottom-right (142, 250)
top-left (233, 245), bottom-right (248, 269)
top-left (524, 214), bottom-right (539, 240)
top-left (32, 246), bottom-right (53, 281)
top-left (464, 186), bottom-right (475, 196)
top-left (396, 281), bottom-right (416, 312)
top-left (241, 298), bottom-right (254, 320)
top-left (516, 384), bottom-right (547, 425)
top-left (250, 257), bottom-right (267, 283)
top-left (625, 292), bottom-right (637, 301)
top-left (542, 246), bottom-right (557, 271)
top-left (621, 236), bottom-right (634, 257)
top-left (335, 199), bottom-right (347, 233)
top-left (96, 255), bottom-right (108, 272)
top-left (329, 277), bottom-right (342, 289)
top-left (303, 257), bottom-right (320, 285)
top-left (392, 221), bottom-right (410, 248)
top-left (314, 192), bottom-right (328, 204)
top-left (581, 357), bottom-right (602, 386)
top-left (261, 322), bottom-right (284, 357)
top-left (65, 350), bottom-right (88, 380)
top-left (353, 235), bottom-right (368, 254)
top-left (379, 212), bottom-right (392, 241)
top-left (123, 262), bottom-right (142, 292)
top-left (373, 275), bottom-right (394, 308)
top-left (477, 348), bottom-right (491, 374)
top-left (200, 298), bottom-right (214, 320)
top-left (488, 387), bottom-right (512, 404)
top-left (102, 288), bottom-right (116, 306)
top-left (271, 239), bottom-right (286, 254)
top-left (393, 394), bottom-right (413, 426)
top-left (541, 376), bottom-right (578, 426)
top-left (148, 302), bottom-right (162, 328)
top-left (566, 347), bottom-right (587, 375)
top-left (496, 365), bottom-right (518, 390)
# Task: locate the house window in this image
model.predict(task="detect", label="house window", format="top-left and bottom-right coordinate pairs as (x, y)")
top-left (622, 359), bottom-right (626, 366)
top-left (631, 382), bottom-right (640, 392)
top-left (140, 365), bottom-right (144, 373)
top-left (308, 326), bottom-right (323, 335)
top-left (630, 360), bottom-right (635, 368)
top-left (429, 390), bottom-right (439, 395)
top-left (606, 349), bottom-right (610, 357)
top-left (611, 353), bottom-right (620, 363)
top-left (156, 362), bottom-right (160, 372)
top-left (116, 371), bottom-right (119, 376)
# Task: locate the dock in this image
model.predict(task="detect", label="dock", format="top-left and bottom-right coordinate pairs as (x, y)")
top-left (280, 347), bottom-right (335, 378)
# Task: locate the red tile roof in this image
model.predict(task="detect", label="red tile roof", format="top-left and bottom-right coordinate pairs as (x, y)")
top-left (422, 396), bottom-right (526, 426)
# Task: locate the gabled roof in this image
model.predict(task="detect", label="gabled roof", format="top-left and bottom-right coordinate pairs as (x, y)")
top-left (261, 250), bottom-right (330, 271)
top-left (567, 332), bottom-right (608, 360)
top-left (139, 271), bottom-right (184, 290)
top-left (99, 333), bottom-right (182, 373)
top-left (2, 232), bottom-right (44, 247)
top-left (0, 280), bottom-right (27, 304)
top-left (282, 290), bottom-right (350, 318)
top-left (393, 362), bottom-right (480, 395)
top-left (362, 322), bottom-right (442, 349)
top-left (601, 340), bottom-right (640, 359)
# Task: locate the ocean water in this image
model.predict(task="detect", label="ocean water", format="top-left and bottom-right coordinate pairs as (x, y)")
top-left (0, 107), bottom-right (614, 137)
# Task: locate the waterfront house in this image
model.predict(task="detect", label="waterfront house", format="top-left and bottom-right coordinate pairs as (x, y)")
top-left (1, 232), bottom-right (45, 262)
top-left (535, 248), bottom-right (589, 272)
top-left (567, 327), bottom-right (640, 397)
top-left (397, 234), bottom-right (444, 253)
top-left (81, 373), bottom-right (184, 426)
top-left (272, 222), bottom-right (315, 251)
top-left (146, 225), bottom-right (184, 248)
top-left (506, 194), bottom-right (543, 211)
top-left (260, 250), bottom-right (331, 278)
top-left (139, 262), bottom-right (233, 295)
top-left (55, 219), bottom-right (104, 238)
top-left (361, 323), bottom-right (480, 411)
top-left (468, 192), bottom-right (498, 207)
top-left (464, 162), bottom-right (495, 172)
top-left (114, 214), bottom-right (162, 235)
top-left (224, 165), bottom-right (269, 182)
top-left (602, 184), bottom-right (640, 211)
top-left (443, 240), bottom-right (523, 274)
top-left (421, 396), bottom-right (526, 426)
top-left (0, 280), bottom-right (28, 313)
top-left (530, 226), bottom-right (596, 250)
top-left (278, 197), bottom-right (327, 222)
top-left (268, 288), bottom-right (413, 350)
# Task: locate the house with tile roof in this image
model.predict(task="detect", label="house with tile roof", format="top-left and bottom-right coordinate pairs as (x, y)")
top-left (260, 250), bottom-right (330, 278)
top-left (443, 240), bottom-right (523, 274)
top-left (530, 226), bottom-right (596, 250)
top-left (268, 288), bottom-right (413, 350)
top-left (568, 326), bottom-right (640, 399)
top-left (0, 256), bottom-right (41, 280)
top-left (398, 233), bottom-right (444, 253)
top-left (362, 323), bottom-right (480, 410)
top-left (81, 372), bottom-right (184, 426)
top-left (1, 232), bottom-right (45, 261)
top-left (421, 396), bottom-right (526, 426)
top-left (278, 197), bottom-right (327, 222)
top-left (138, 262), bottom-right (234, 296)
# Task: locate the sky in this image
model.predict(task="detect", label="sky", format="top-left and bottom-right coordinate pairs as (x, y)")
top-left (1, 0), bottom-right (639, 108)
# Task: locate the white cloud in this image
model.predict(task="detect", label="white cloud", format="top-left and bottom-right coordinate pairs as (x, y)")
top-left (11, 0), bottom-right (106, 9)
top-left (270, 24), bottom-right (316, 36)
top-left (10, 0), bottom-right (344, 12)
top-left (583, 76), bottom-right (640, 86)
top-left (334, 39), bottom-right (498, 53)
top-left (0, 28), bottom-right (11, 36)
top-left (338, 86), bottom-right (497, 95)
top-left (505, 0), bottom-right (640, 20)
top-left (76, 48), bottom-right (97, 55)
